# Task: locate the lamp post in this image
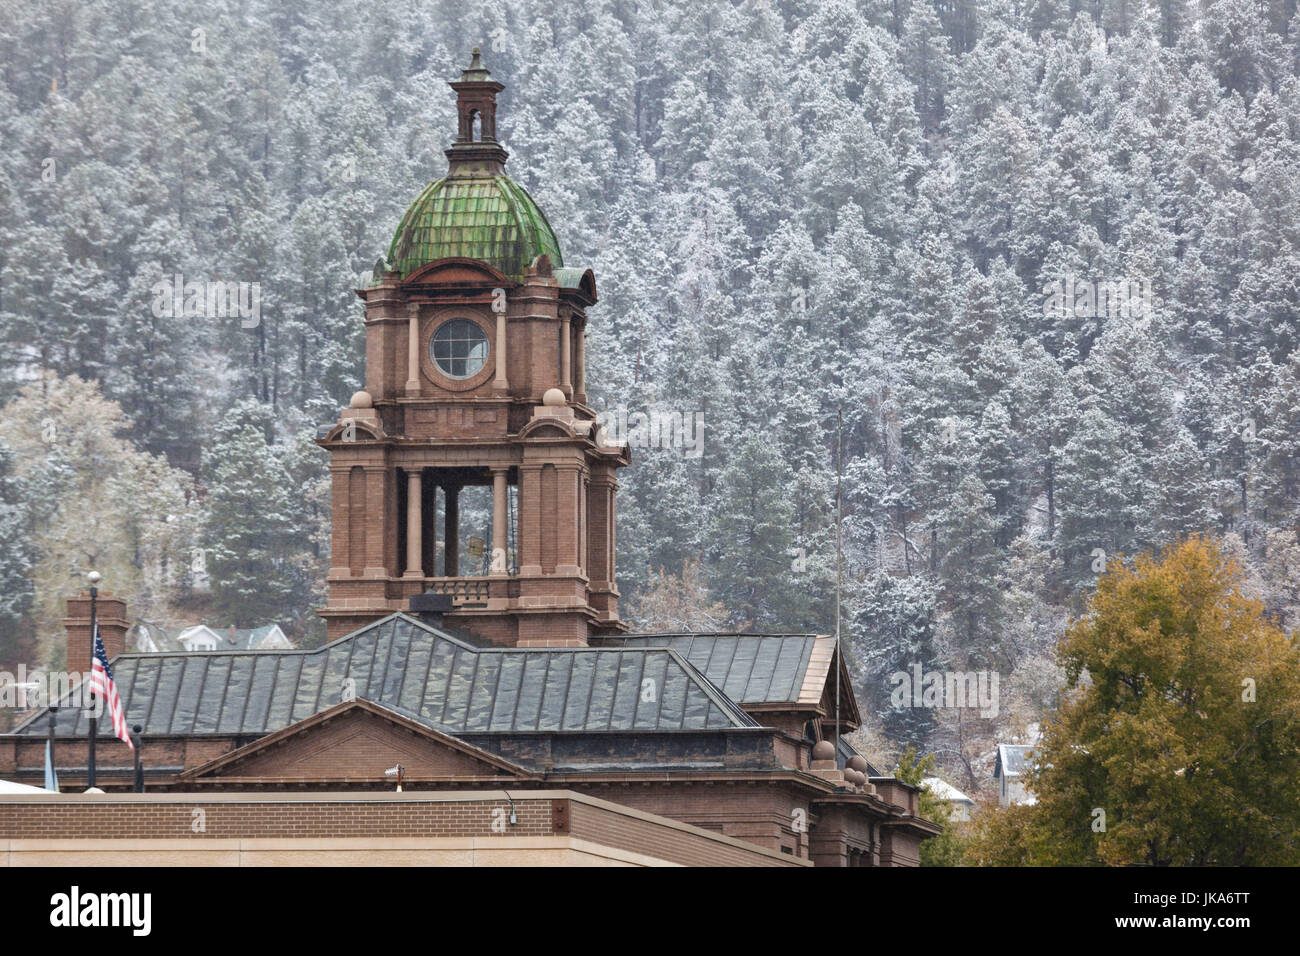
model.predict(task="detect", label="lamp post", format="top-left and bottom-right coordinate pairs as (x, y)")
top-left (130, 724), bottom-right (143, 793)
top-left (86, 570), bottom-right (100, 791)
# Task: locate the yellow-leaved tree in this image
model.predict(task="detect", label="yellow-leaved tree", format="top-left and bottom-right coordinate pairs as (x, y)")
top-left (967, 536), bottom-right (1300, 866)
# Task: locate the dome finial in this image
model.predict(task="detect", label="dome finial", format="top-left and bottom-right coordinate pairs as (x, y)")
top-left (448, 47), bottom-right (507, 173)
top-left (460, 47), bottom-right (491, 82)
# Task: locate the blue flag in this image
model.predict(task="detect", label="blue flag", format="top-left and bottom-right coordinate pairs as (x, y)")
top-left (44, 739), bottom-right (59, 792)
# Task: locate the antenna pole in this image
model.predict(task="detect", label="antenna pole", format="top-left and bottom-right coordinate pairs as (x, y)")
top-left (835, 408), bottom-right (842, 758)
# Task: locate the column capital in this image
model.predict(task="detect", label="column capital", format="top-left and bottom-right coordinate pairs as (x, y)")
top-left (491, 467), bottom-right (509, 577)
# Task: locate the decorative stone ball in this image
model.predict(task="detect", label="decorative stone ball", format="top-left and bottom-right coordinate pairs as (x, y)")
top-left (350, 390), bottom-right (373, 409)
top-left (847, 755), bottom-right (869, 774)
top-left (542, 387), bottom-right (566, 407)
top-left (845, 769), bottom-right (866, 787)
top-left (812, 740), bottom-right (836, 762)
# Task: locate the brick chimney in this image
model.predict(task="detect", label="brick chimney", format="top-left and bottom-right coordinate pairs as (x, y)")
top-left (63, 590), bottom-right (130, 673)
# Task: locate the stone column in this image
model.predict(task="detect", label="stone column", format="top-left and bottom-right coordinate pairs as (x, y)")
top-left (444, 484), bottom-right (460, 577)
top-left (560, 316), bottom-right (571, 396)
top-left (491, 468), bottom-right (509, 575)
top-left (493, 310), bottom-right (509, 392)
top-left (404, 468), bottom-right (423, 578)
top-left (574, 324), bottom-right (586, 402)
top-left (405, 302), bottom-right (421, 396)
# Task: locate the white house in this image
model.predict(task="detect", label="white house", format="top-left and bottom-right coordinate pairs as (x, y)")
top-left (130, 623), bottom-right (293, 653)
top-left (921, 776), bottom-right (976, 822)
top-left (994, 743), bottom-right (1036, 807)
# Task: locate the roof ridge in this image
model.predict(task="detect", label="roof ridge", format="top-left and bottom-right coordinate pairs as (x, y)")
top-left (658, 646), bottom-right (757, 728)
top-left (609, 632), bottom-right (825, 639)
top-left (14, 613), bottom-right (762, 738)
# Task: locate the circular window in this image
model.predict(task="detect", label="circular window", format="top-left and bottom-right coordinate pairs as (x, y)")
top-left (430, 318), bottom-right (489, 380)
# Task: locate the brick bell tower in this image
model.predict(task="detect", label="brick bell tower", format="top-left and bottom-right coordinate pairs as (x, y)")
top-left (317, 49), bottom-right (629, 648)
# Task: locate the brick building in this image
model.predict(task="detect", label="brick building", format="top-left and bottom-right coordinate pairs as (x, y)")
top-left (1, 51), bottom-right (936, 867)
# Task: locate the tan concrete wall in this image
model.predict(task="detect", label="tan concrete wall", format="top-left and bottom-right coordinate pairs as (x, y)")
top-left (0, 836), bottom-right (673, 867)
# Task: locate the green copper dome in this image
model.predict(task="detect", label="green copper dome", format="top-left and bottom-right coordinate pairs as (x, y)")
top-left (386, 175), bottom-right (564, 282)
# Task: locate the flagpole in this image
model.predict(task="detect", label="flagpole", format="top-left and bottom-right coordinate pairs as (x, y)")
top-left (835, 409), bottom-right (842, 759)
top-left (86, 570), bottom-right (100, 790)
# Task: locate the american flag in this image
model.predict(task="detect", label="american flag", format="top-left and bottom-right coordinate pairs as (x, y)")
top-left (90, 625), bottom-right (133, 750)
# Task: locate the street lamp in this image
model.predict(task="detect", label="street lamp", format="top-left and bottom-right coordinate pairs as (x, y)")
top-left (86, 570), bottom-right (100, 791)
top-left (131, 724), bottom-right (143, 793)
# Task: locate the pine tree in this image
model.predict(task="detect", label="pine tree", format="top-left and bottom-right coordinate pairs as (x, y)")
top-left (0, 439), bottom-right (34, 651)
top-left (935, 473), bottom-right (1006, 666)
top-left (704, 436), bottom-right (796, 630)
top-left (202, 402), bottom-right (303, 627)
top-left (1056, 406), bottom-right (1143, 598)
top-left (852, 572), bottom-right (943, 749)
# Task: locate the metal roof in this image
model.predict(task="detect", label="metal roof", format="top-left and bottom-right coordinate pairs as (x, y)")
top-left (921, 776), bottom-right (974, 803)
top-left (552, 267), bottom-right (591, 290)
top-left (995, 744), bottom-right (1033, 778)
top-left (595, 634), bottom-right (820, 705)
top-left (15, 614), bottom-right (756, 739)
top-left (386, 175), bottom-right (563, 281)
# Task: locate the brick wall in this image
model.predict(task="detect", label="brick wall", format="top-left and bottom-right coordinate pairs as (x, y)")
top-left (0, 791), bottom-right (803, 867)
top-left (0, 795), bottom-right (550, 840)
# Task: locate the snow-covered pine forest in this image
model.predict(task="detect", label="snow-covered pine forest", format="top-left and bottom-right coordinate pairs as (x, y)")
top-left (2, 0), bottom-right (1299, 787)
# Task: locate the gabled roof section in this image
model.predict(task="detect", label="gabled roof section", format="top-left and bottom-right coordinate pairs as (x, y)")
top-left (995, 744), bottom-right (1034, 779)
top-left (15, 614), bottom-right (756, 739)
top-left (602, 633), bottom-right (862, 729)
top-left (922, 777), bottom-right (974, 804)
top-left (180, 697), bottom-right (538, 781)
top-left (799, 636), bottom-right (839, 707)
top-left (814, 641), bottom-right (862, 730)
